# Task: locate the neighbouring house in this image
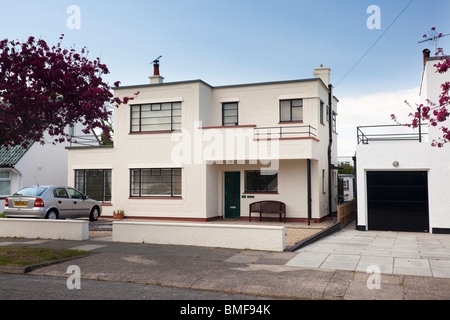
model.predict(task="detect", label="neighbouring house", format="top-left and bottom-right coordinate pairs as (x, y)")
top-left (338, 173), bottom-right (354, 203)
top-left (67, 62), bottom-right (339, 222)
top-left (0, 126), bottom-right (97, 212)
top-left (355, 49), bottom-right (450, 233)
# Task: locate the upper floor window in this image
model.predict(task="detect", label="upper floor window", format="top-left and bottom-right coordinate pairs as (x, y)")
top-left (222, 102), bottom-right (238, 126)
top-left (332, 112), bottom-right (337, 132)
top-left (130, 102), bottom-right (181, 133)
top-left (280, 99), bottom-right (303, 122)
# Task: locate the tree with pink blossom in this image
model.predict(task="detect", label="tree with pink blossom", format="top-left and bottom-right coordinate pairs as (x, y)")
top-left (0, 35), bottom-right (137, 149)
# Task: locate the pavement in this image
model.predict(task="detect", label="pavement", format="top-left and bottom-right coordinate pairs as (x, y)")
top-left (1, 222), bottom-right (450, 300)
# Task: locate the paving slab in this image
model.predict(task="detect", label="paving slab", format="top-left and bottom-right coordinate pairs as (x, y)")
top-left (319, 253), bottom-right (361, 271)
top-left (286, 252), bottom-right (329, 268)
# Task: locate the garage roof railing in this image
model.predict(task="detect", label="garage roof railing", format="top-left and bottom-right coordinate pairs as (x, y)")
top-left (357, 124), bottom-right (428, 144)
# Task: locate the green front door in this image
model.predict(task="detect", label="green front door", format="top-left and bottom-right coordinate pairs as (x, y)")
top-left (224, 172), bottom-right (240, 219)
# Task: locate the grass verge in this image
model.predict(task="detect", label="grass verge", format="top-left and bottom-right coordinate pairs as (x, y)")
top-left (0, 246), bottom-right (90, 266)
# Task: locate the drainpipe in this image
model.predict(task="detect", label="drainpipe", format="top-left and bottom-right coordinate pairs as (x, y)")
top-left (307, 159), bottom-right (312, 225)
top-left (328, 84), bottom-right (333, 218)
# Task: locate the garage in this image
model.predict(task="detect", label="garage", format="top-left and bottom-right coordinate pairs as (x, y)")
top-left (367, 171), bottom-right (429, 232)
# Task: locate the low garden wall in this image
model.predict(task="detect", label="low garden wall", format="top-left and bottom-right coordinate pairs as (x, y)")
top-left (0, 218), bottom-right (89, 241)
top-left (112, 221), bottom-right (286, 251)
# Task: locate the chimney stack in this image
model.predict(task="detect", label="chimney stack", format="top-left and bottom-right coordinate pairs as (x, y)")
top-left (314, 65), bottom-right (331, 87)
top-left (149, 56), bottom-right (164, 84)
top-left (422, 49), bottom-right (431, 68)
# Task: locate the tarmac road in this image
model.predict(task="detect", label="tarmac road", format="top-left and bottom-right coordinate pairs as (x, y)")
top-left (0, 273), bottom-right (277, 300)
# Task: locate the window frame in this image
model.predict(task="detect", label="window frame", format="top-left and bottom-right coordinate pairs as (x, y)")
top-left (279, 99), bottom-right (303, 123)
top-left (130, 102), bottom-right (182, 133)
top-left (244, 170), bottom-right (278, 193)
top-left (74, 169), bottom-right (112, 203)
top-left (130, 168), bottom-right (182, 198)
top-left (222, 102), bottom-right (239, 126)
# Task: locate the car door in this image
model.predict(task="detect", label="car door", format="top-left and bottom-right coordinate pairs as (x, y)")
top-left (53, 187), bottom-right (75, 218)
top-left (67, 187), bottom-right (90, 217)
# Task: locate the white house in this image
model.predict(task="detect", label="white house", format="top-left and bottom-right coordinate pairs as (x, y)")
top-left (339, 173), bottom-right (354, 202)
top-left (67, 63), bottom-right (339, 223)
top-left (355, 49), bottom-right (450, 233)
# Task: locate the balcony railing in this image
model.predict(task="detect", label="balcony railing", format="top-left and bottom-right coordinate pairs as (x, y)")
top-left (357, 124), bottom-right (428, 144)
top-left (254, 125), bottom-right (318, 140)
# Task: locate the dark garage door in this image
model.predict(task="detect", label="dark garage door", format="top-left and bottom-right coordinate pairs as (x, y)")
top-left (367, 171), bottom-right (429, 232)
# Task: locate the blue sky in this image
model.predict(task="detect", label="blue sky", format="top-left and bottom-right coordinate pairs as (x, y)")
top-left (1, 0), bottom-right (450, 154)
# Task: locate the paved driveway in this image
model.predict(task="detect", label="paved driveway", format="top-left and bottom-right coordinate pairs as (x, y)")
top-left (286, 223), bottom-right (450, 278)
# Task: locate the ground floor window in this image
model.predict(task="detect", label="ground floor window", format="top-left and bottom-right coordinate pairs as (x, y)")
top-left (0, 171), bottom-right (11, 197)
top-left (130, 168), bottom-right (182, 197)
top-left (245, 170), bottom-right (278, 193)
top-left (74, 169), bottom-right (112, 202)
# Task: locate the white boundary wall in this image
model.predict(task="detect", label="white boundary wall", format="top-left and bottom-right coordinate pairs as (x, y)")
top-left (112, 221), bottom-right (285, 251)
top-left (0, 218), bottom-right (89, 241)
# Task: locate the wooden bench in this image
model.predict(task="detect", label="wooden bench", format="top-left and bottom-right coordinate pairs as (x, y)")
top-left (249, 201), bottom-right (286, 223)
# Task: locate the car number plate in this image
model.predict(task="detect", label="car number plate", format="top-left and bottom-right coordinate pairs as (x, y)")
top-left (14, 201), bottom-right (28, 207)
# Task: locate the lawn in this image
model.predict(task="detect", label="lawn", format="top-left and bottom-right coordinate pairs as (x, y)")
top-left (0, 247), bottom-right (90, 266)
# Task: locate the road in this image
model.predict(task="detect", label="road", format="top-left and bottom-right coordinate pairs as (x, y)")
top-left (0, 273), bottom-right (275, 301)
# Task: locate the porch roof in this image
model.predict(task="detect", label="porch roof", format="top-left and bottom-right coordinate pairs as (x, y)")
top-left (0, 143), bottom-right (33, 167)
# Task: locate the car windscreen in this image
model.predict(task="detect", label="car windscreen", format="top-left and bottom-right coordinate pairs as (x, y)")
top-left (13, 187), bottom-right (48, 197)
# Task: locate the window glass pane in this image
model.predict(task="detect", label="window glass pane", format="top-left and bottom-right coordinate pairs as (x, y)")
top-left (131, 105), bottom-right (140, 114)
top-left (130, 169), bottom-right (141, 196)
top-left (291, 99), bottom-right (302, 107)
top-left (85, 170), bottom-right (104, 201)
top-left (280, 101), bottom-right (291, 121)
top-left (151, 104), bottom-right (161, 111)
top-left (141, 104), bottom-right (151, 112)
top-left (263, 171), bottom-right (278, 192)
top-left (173, 169), bottom-right (182, 196)
top-left (161, 103), bottom-right (171, 110)
top-left (75, 170), bottom-right (85, 194)
top-left (292, 106), bottom-right (303, 121)
top-left (104, 170), bottom-right (112, 202)
top-left (0, 172), bottom-right (10, 179)
top-left (0, 181), bottom-right (10, 195)
top-left (245, 170), bottom-right (278, 192)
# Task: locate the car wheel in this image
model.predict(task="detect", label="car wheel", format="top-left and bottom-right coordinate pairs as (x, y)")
top-left (89, 207), bottom-right (99, 221)
top-left (46, 210), bottom-right (58, 220)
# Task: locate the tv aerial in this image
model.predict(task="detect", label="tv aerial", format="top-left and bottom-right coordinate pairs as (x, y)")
top-left (418, 28), bottom-right (449, 54)
top-left (152, 55), bottom-right (162, 65)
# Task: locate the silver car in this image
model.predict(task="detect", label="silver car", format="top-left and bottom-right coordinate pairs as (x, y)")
top-left (4, 186), bottom-right (102, 221)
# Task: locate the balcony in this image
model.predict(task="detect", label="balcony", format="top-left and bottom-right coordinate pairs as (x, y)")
top-left (357, 124), bottom-right (428, 145)
top-left (254, 125), bottom-right (318, 141)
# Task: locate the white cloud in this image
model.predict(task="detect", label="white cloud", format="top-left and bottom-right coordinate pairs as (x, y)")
top-left (337, 87), bottom-right (421, 156)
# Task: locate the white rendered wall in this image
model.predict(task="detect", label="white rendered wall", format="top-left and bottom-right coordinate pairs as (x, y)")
top-left (112, 221), bottom-right (285, 251)
top-left (0, 218), bottom-right (89, 240)
top-left (356, 141), bottom-right (450, 231)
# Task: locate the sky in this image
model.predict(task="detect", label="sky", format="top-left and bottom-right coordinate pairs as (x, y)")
top-left (1, 0), bottom-right (450, 156)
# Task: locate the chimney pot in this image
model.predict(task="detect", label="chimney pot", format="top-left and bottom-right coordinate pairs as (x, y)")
top-left (150, 57), bottom-right (164, 84)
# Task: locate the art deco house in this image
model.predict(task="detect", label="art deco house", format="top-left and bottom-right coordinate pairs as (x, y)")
top-left (67, 62), bottom-right (339, 222)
